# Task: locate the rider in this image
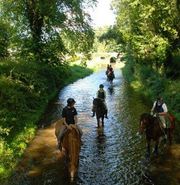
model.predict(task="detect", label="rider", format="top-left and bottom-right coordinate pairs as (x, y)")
top-left (151, 96), bottom-right (168, 128)
top-left (58, 98), bottom-right (82, 151)
top-left (92, 84), bottom-right (108, 118)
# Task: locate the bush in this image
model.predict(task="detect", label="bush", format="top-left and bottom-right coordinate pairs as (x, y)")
top-left (0, 58), bottom-right (93, 181)
top-left (0, 22), bottom-right (9, 58)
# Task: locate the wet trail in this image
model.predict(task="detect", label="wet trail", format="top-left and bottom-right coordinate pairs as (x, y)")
top-left (7, 64), bottom-right (180, 185)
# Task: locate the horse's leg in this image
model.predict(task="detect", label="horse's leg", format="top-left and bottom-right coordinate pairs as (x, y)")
top-left (154, 140), bottom-right (159, 156)
top-left (146, 141), bottom-right (151, 158)
top-left (97, 117), bottom-right (100, 128)
top-left (110, 80), bottom-right (112, 85)
top-left (146, 140), bottom-right (151, 158)
top-left (102, 117), bottom-right (104, 127)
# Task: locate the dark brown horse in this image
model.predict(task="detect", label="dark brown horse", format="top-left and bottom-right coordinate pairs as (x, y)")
top-left (55, 120), bottom-right (81, 179)
top-left (107, 71), bottom-right (115, 85)
top-left (93, 98), bottom-right (106, 128)
top-left (139, 113), bottom-right (175, 157)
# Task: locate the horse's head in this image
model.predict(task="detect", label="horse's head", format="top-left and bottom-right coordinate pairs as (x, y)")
top-left (139, 113), bottom-right (152, 134)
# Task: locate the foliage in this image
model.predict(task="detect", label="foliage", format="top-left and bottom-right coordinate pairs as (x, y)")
top-left (93, 26), bottom-right (119, 52)
top-left (122, 58), bottom-right (180, 121)
top-left (0, 21), bottom-right (10, 58)
top-left (0, 0), bottom-right (96, 182)
top-left (0, 58), bottom-right (93, 181)
top-left (103, 0), bottom-right (180, 78)
top-left (111, 0), bottom-right (180, 121)
top-left (1, 0), bottom-right (96, 62)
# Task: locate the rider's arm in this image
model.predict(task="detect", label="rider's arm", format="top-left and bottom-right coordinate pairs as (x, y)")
top-left (151, 101), bottom-right (156, 112)
top-left (62, 108), bottom-right (70, 128)
top-left (74, 115), bottom-right (78, 124)
top-left (96, 90), bottom-right (99, 98)
top-left (74, 108), bottom-right (78, 124)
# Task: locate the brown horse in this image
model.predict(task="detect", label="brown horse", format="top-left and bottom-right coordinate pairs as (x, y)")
top-left (139, 113), bottom-right (175, 157)
top-left (93, 98), bottom-right (106, 127)
top-left (107, 71), bottom-right (115, 85)
top-left (55, 119), bottom-right (81, 179)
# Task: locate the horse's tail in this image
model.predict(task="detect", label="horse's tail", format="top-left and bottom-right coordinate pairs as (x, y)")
top-left (168, 112), bottom-right (176, 129)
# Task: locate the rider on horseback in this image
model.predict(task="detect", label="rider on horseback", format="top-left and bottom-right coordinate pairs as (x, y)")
top-left (92, 84), bottom-right (108, 119)
top-left (58, 98), bottom-right (82, 151)
top-left (151, 96), bottom-right (168, 128)
top-left (108, 67), bottom-right (115, 78)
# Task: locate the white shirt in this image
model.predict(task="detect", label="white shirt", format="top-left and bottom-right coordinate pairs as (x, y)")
top-left (151, 101), bottom-right (168, 113)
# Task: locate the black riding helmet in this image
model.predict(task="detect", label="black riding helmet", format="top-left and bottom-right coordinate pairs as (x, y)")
top-left (99, 84), bottom-right (104, 88)
top-left (67, 98), bottom-right (76, 105)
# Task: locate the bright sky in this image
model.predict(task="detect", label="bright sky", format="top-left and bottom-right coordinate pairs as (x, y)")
top-left (88, 0), bottom-right (116, 28)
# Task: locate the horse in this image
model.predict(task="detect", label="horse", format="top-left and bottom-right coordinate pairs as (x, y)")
top-left (93, 98), bottom-right (106, 128)
top-left (107, 71), bottom-right (115, 85)
top-left (55, 119), bottom-right (81, 179)
top-left (139, 113), bottom-right (175, 157)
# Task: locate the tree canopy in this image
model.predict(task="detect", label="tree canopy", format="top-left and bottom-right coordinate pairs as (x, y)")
top-left (0, 0), bottom-right (96, 63)
top-left (101, 0), bottom-right (180, 78)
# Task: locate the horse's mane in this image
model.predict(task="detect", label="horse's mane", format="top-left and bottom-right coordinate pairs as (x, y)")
top-left (140, 113), bottom-right (153, 121)
top-left (63, 127), bottom-right (80, 150)
top-left (65, 127), bottom-right (80, 143)
top-left (140, 113), bottom-right (156, 127)
top-left (61, 126), bottom-right (81, 178)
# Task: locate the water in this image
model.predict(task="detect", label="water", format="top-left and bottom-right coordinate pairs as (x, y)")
top-left (6, 65), bottom-right (179, 185)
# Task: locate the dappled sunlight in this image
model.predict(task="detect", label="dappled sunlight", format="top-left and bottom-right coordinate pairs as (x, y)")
top-left (150, 144), bottom-right (180, 185)
top-left (15, 124), bottom-right (63, 178)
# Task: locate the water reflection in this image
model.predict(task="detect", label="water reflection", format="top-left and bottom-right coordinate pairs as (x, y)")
top-left (108, 86), bottom-right (114, 95)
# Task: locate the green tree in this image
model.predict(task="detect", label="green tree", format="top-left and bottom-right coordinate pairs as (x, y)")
top-left (0, 21), bottom-right (9, 58)
top-left (1, 0), bottom-right (96, 62)
top-left (110, 0), bottom-right (180, 77)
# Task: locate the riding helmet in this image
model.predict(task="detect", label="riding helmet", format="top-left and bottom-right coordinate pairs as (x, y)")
top-left (67, 98), bottom-right (76, 105)
top-left (99, 84), bottom-right (104, 88)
